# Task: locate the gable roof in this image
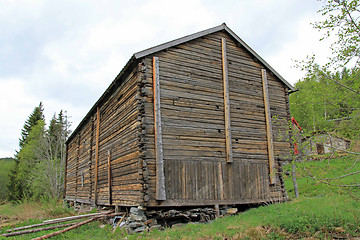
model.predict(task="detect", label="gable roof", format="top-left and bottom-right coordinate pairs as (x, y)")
top-left (66, 23), bottom-right (295, 144)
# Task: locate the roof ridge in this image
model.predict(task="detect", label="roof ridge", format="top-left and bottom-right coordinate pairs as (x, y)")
top-left (133, 23), bottom-right (294, 91)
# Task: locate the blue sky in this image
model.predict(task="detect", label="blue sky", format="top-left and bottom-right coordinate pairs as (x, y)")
top-left (0, 0), bottom-right (332, 157)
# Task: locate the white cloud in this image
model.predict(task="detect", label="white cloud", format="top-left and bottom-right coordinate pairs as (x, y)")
top-left (0, 78), bottom-right (38, 156)
top-left (266, 16), bottom-right (334, 84)
top-left (0, 0), bottom-right (333, 157)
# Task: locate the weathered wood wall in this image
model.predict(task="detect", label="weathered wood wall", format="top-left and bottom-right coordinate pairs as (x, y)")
top-left (65, 65), bottom-right (144, 206)
top-left (66, 29), bottom-right (291, 208)
top-left (140, 30), bottom-right (290, 206)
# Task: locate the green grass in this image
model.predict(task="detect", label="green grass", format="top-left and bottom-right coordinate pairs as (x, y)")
top-left (284, 153), bottom-right (360, 198)
top-left (0, 154), bottom-right (359, 239)
top-left (125, 195), bottom-right (359, 239)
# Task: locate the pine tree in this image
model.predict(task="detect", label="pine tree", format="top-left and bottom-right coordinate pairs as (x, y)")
top-left (7, 102), bottom-right (45, 201)
top-left (19, 102), bottom-right (44, 148)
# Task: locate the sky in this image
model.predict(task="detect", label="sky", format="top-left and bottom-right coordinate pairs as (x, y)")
top-left (0, 0), bottom-right (333, 158)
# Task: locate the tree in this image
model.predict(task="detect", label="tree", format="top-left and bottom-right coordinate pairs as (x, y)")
top-left (7, 103), bottom-right (45, 201)
top-left (296, 0), bottom-right (360, 100)
top-left (19, 102), bottom-right (44, 148)
top-left (7, 103), bottom-right (71, 201)
top-left (314, 0), bottom-right (360, 67)
top-left (31, 111), bottom-right (71, 199)
top-left (290, 66), bottom-right (360, 136)
top-left (289, 0), bottom-right (360, 197)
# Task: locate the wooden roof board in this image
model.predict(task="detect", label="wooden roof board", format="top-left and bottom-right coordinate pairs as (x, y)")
top-left (66, 23), bottom-right (294, 144)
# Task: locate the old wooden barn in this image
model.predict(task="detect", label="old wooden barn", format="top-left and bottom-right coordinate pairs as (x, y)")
top-left (65, 23), bottom-right (295, 208)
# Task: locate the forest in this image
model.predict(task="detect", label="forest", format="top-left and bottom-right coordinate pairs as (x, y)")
top-left (290, 66), bottom-right (360, 139)
top-left (1, 103), bottom-right (71, 202)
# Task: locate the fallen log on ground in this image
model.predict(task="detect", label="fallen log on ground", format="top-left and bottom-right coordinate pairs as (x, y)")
top-left (31, 216), bottom-right (99, 240)
top-left (1, 222), bottom-right (76, 237)
top-left (42, 211), bottom-right (112, 224)
top-left (29, 211), bottom-right (115, 240)
top-left (7, 211), bottom-right (112, 232)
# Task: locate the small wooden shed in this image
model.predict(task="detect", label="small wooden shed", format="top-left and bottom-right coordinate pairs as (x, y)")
top-left (65, 23), bottom-right (295, 208)
top-left (301, 131), bottom-right (351, 156)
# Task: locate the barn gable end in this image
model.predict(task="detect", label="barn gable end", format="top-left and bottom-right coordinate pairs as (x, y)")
top-left (65, 24), bottom-right (293, 208)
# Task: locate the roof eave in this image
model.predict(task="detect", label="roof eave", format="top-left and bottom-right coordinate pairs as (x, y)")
top-left (66, 55), bottom-right (138, 144)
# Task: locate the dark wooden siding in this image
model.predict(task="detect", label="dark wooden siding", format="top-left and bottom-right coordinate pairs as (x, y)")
top-left (142, 31), bottom-right (289, 206)
top-left (65, 65), bottom-right (143, 206)
top-left (66, 29), bottom-right (290, 207)
top-left (65, 135), bottom-right (79, 201)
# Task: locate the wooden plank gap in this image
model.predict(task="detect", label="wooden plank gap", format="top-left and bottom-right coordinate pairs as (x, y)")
top-left (221, 38), bottom-right (233, 163)
top-left (153, 56), bottom-right (166, 200)
top-left (261, 69), bottom-right (276, 184)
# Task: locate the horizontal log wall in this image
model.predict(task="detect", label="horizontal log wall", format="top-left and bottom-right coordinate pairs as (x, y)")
top-left (142, 30), bottom-right (290, 206)
top-left (66, 29), bottom-right (291, 207)
top-left (65, 135), bottom-right (79, 201)
top-left (66, 65), bottom-right (143, 206)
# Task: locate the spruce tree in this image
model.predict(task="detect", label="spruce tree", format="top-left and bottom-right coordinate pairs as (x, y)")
top-left (19, 102), bottom-right (44, 148)
top-left (7, 102), bottom-right (45, 201)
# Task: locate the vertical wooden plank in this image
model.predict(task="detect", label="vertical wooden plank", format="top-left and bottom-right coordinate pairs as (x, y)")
top-left (153, 56), bottom-right (166, 201)
top-left (217, 162), bottom-right (225, 200)
top-left (94, 107), bottom-right (100, 205)
top-left (221, 38), bottom-right (233, 163)
top-left (194, 162), bottom-right (199, 200)
top-left (75, 135), bottom-right (80, 201)
top-left (64, 143), bottom-right (68, 199)
top-left (226, 164), bottom-right (232, 199)
top-left (256, 165), bottom-right (260, 199)
top-left (240, 163), bottom-right (245, 199)
top-left (180, 161), bottom-right (186, 199)
top-left (107, 150), bottom-right (112, 206)
top-left (89, 116), bottom-right (94, 202)
top-left (261, 69), bottom-right (276, 184)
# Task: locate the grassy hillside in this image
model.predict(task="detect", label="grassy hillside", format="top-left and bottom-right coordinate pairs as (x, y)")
top-left (284, 154), bottom-right (360, 199)
top-left (0, 158), bottom-right (14, 201)
top-left (0, 154), bottom-right (359, 239)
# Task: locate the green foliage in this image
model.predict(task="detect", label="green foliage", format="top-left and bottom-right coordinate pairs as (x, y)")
top-left (294, 0), bottom-right (360, 139)
top-left (19, 102), bottom-right (44, 148)
top-left (0, 158), bottom-right (14, 201)
top-left (290, 66), bottom-right (360, 138)
top-left (6, 103), bottom-right (71, 201)
top-left (11, 120), bottom-right (46, 201)
top-left (314, 0), bottom-right (360, 67)
top-left (7, 103), bottom-right (45, 201)
top-left (30, 111), bottom-right (70, 199)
